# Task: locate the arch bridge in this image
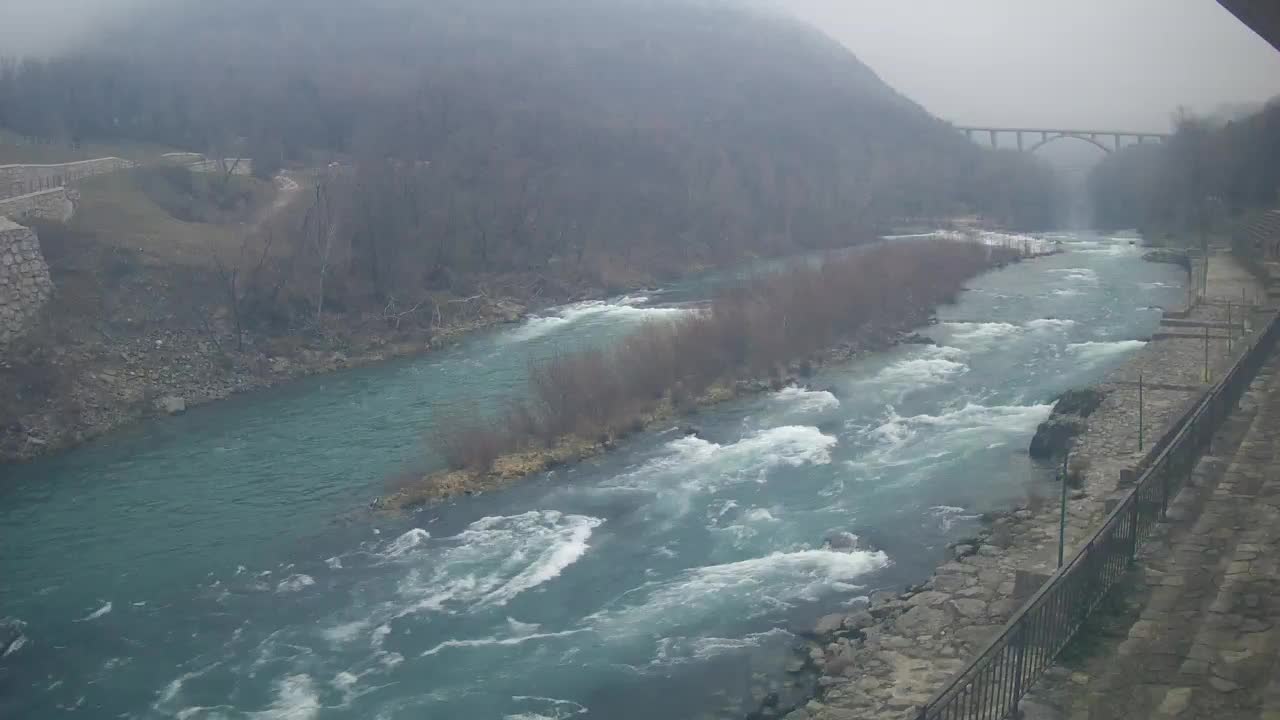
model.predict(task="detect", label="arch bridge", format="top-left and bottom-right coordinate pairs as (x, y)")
top-left (954, 126), bottom-right (1171, 153)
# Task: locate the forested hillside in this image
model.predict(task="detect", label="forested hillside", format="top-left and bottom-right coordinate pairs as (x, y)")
top-left (1, 0), bottom-right (1057, 297)
top-left (1089, 101), bottom-right (1280, 235)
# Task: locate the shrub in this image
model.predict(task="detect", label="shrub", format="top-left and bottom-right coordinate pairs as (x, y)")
top-left (430, 238), bottom-right (1016, 471)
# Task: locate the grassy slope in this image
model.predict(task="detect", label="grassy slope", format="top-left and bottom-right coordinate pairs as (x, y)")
top-left (68, 171), bottom-right (274, 267)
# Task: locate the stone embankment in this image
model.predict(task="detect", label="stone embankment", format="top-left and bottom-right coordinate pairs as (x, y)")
top-left (0, 157), bottom-right (134, 199)
top-left (0, 186), bottom-right (76, 223)
top-left (0, 218), bottom-right (53, 348)
top-left (778, 252), bottom-right (1264, 720)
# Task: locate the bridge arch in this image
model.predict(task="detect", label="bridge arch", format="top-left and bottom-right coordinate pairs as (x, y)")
top-left (953, 126), bottom-right (1169, 154)
top-left (1027, 133), bottom-right (1113, 155)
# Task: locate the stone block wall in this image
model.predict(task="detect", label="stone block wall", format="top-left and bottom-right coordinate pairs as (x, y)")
top-left (0, 187), bottom-right (76, 223)
top-left (0, 217), bottom-right (53, 347)
top-left (0, 157), bottom-right (135, 200)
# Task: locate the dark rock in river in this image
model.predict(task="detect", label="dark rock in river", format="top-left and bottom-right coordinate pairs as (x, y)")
top-left (1028, 387), bottom-right (1109, 460)
top-left (1052, 387), bottom-right (1109, 418)
top-left (900, 332), bottom-right (936, 345)
top-left (1142, 248), bottom-right (1192, 272)
top-left (1029, 415), bottom-right (1083, 460)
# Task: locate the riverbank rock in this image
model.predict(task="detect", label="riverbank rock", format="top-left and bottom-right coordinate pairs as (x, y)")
top-left (1029, 387), bottom-right (1109, 459)
top-left (1142, 249), bottom-right (1191, 271)
top-left (1052, 387), bottom-right (1109, 417)
top-left (156, 395), bottom-right (187, 415)
top-left (900, 332), bottom-right (936, 346)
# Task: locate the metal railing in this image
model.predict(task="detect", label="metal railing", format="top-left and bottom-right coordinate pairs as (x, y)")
top-left (917, 310), bottom-right (1280, 720)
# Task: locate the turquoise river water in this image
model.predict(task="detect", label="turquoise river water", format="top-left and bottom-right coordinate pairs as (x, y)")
top-left (0, 232), bottom-right (1185, 719)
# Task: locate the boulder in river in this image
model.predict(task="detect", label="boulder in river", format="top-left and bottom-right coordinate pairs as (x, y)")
top-left (1028, 387), bottom-right (1108, 460)
top-left (822, 531), bottom-right (860, 551)
top-left (1029, 415), bottom-right (1083, 460)
top-left (156, 395), bottom-right (187, 415)
top-left (1051, 387), bottom-right (1109, 418)
top-left (1142, 248), bottom-right (1191, 271)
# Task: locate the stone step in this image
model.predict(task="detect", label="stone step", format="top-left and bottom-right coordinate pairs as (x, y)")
top-left (1160, 318), bottom-right (1244, 330)
top-left (1151, 332), bottom-right (1232, 341)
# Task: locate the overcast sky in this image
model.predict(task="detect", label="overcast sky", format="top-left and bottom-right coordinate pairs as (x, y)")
top-left (786, 0), bottom-right (1280, 132)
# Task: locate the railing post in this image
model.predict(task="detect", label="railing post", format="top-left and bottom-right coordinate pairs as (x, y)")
top-left (1129, 496), bottom-right (1140, 559)
top-left (1161, 461), bottom-right (1170, 520)
top-left (1011, 623), bottom-right (1027, 712)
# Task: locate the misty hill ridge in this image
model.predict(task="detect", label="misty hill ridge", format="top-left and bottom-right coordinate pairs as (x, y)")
top-left (2, 0), bottom-right (1056, 290)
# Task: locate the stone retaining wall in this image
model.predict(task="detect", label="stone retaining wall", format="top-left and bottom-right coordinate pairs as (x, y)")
top-left (0, 157), bottom-right (134, 200)
top-left (0, 217), bottom-right (52, 347)
top-left (0, 187), bottom-right (76, 223)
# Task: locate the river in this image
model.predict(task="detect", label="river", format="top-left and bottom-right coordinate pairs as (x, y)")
top-left (0, 232), bottom-right (1185, 720)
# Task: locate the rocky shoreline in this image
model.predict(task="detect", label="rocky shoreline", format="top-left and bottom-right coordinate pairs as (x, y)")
top-left (0, 295), bottom-right (532, 463)
top-left (772, 287), bottom-right (1263, 720)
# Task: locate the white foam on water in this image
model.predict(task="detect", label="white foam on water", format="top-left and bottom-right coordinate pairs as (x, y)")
top-left (508, 696), bottom-right (589, 719)
top-left (871, 346), bottom-right (968, 388)
top-left (652, 628), bottom-right (793, 666)
top-left (76, 602), bottom-right (112, 622)
top-left (609, 426), bottom-right (837, 502)
top-left (507, 618), bottom-right (542, 635)
top-left (1048, 268), bottom-right (1099, 284)
top-left (275, 575), bottom-right (315, 594)
top-left (587, 548), bottom-right (889, 635)
top-left (322, 619), bottom-right (372, 645)
top-left (771, 386), bottom-right (840, 413)
top-left (3, 634), bottom-right (27, 657)
top-left (250, 674), bottom-right (320, 720)
top-left (1068, 340), bottom-right (1147, 362)
top-left (858, 403), bottom-right (1053, 469)
top-left (930, 505), bottom-right (980, 531)
top-left (383, 528), bottom-right (430, 558)
top-left (155, 663), bottom-right (220, 711)
top-left (325, 556), bottom-right (343, 570)
top-left (743, 508), bottom-right (779, 523)
top-left (1025, 318), bottom-right (1077, 332)
top-left (1141, 282), bottom-right (1176, 289)
top-left (392, 511), bottom-right (604, 616)
top-left (1052, 289), bottom-right (1081, 297)
top-left (421, 628), bottom-right (590, 657)
top-left (942, 322), bottom-right (1021, 345)
top-left (371, 624), bottom-right (391, 648)
top-left (503, 297), bottom-right (693, 343)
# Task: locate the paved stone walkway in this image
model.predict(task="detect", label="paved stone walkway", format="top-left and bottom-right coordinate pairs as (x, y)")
top-left (1022, 351), bottom-right (1280, 720)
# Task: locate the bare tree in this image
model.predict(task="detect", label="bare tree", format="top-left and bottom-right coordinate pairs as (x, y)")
top-left (300, 176), bottom-right (342, 331)
top-left (208, 230), bottom-right (274, 351)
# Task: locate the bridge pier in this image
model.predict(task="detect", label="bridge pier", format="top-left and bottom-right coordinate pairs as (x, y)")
top-left (1016, 131), bottom-right (1024, 151)
top-left (989, 129), bottom-right (998, 149)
